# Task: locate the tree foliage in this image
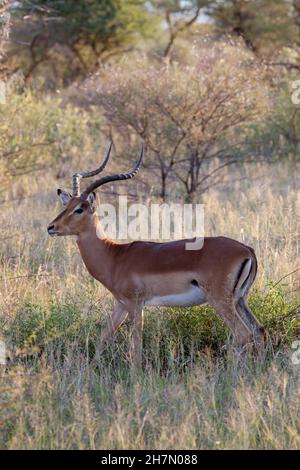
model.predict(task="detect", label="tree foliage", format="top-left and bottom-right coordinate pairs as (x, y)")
top-left (150, 0), bottom-right (214, 56)
top-left (6, 0), bottom-right (300, 83)
top-left (80, 43), bottom-right (270, 201)
top-left (207, 0), bottom-right (300, 55)
top-left (0, 0), bottom-right (11, 61)
top-left (8, 0), bottom-right (158, 86)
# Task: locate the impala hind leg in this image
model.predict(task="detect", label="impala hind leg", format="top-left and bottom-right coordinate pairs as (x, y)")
top-left (210, 296), bottom-right (263, 348)
top-left (209, 298), bottom-right (252, 346)
top-left (128, 305), bottom-right (144, 368)
top-left (235, 296), bottom-right (264, 348)
top-left (233, 256), bottom-right (265, 347)
top-left (95, 301), bottom-right (128, 360)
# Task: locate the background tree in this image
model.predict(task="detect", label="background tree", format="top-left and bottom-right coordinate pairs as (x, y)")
top-left (6, 0), bottom-right (158, 87)
top-left (0, 0), bottom-right (12, 62)
top-left (207, 0), bottom-right (294, 55)
top-left (150, 0), bottom-right (214, 57)
top-left (80, 42), bottom-right (270, 201)
top-left (6, 1), bottom-right (300, 84)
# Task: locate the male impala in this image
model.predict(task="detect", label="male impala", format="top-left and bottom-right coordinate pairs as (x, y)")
top-left (47, 144), bottom-right (264, 366)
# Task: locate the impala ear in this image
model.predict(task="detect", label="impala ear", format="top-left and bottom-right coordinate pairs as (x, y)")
top-left (88, 192), bottom-right (96, 210)
top-left (57, 189), bottom-right (72, 206)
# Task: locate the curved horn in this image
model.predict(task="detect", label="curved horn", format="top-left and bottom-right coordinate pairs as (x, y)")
top-left (72, 142), bottom-right (112, 196)
top-left (80, 144), bottom-right (144, 199)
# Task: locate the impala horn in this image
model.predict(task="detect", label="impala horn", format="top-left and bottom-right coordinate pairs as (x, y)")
top-left (80, 144), bottom-right (144, 200)
top-left (72, 142), bottom-right (113, 196)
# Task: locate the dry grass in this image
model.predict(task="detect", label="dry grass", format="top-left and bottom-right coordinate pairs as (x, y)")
top-left (0, 157), bottom-right (299, 450)
top-left (1, 352), bottom-right (300, 450)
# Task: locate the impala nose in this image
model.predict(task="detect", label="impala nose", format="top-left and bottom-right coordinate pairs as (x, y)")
top-left (47, 224), bottom-right (55, 234)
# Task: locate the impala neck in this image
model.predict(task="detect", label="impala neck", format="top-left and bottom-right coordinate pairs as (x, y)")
top-left (76, 213), bottom-right (116, 291)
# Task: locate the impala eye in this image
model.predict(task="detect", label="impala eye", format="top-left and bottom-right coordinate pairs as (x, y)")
top-left (74, 208), bottom-right (84, 214)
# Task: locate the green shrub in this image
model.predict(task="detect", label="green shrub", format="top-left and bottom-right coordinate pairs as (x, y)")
top-left (8, 299), bottom-right (83, 355)
top-left (0, 91), bottom-right (103, 189)
top-left (249, 283), bottom-right (300, 344)
top-left (6, 283), bottom-right (299, 369)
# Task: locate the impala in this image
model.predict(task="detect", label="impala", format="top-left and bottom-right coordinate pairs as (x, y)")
top-left (47, 144), bottom-right (264, 366)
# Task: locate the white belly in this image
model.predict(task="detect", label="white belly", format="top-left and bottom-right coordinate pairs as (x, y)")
top-left (145, 284), bottom-right (206, 307)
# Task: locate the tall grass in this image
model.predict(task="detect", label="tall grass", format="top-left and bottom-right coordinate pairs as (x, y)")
top-left (1, 342), bottom-right (300, 449)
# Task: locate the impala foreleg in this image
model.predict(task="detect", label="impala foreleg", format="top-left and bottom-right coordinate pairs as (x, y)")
top-left (97, 301), bottom-right (128, 355)
top-left (128, 304), bottom-right (144, 368)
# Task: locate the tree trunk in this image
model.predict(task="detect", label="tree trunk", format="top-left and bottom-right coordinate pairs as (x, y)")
top-left (160, 171), bottom-right (167, 201)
